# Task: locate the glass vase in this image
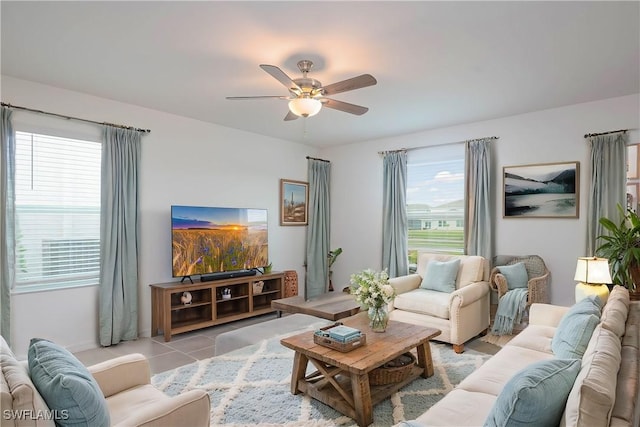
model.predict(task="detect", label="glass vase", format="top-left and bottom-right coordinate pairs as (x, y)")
top-left (368, 305), bottom-right (389, 332)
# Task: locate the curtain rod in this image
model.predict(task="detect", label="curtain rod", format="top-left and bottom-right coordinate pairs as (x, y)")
top-left (1, 102), bottom-right (151, 133)
top-left (306, 156), bottom-right (330, 163)
top-left (378, 135), bottom-right (498, 155)
top-left (584, 129), bottom-right (627, 138)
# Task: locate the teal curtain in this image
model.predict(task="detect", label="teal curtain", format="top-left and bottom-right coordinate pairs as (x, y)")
top-left (0, 107), bottom-right (15, 344)
top-left (464, 139), bottom-right (492, 258)
top-left (382, 151), bottom-right (408, 277)
top-left (587, 132), bottom-right (627, 255)
top-left (99, 127), bottom-right (141, 346)
top-left (305, 159), bottom-right (331, 299)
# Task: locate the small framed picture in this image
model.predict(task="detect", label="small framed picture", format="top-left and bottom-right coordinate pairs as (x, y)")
top-left (280, 179), bottom-right (308, 226)
top-left (503, 161), bottom-right (579, 218)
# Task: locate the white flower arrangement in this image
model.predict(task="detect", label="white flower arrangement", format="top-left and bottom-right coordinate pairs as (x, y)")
top-left (349, 269), bottom-right (396, 308)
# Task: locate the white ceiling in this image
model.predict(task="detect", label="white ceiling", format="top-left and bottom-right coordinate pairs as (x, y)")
top-left (1, 1), bottom-right (638, 147)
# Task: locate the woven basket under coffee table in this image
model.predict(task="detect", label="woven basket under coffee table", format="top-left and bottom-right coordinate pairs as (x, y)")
top-left (369, 352), bottom-right (416, 385)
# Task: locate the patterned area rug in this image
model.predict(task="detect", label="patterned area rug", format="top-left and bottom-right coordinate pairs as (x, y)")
top-left (152, 336), bottom-right (490, 426)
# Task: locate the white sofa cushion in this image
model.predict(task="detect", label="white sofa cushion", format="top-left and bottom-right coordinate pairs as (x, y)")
top-left (416, 254), bottom-right (486, 289)
top-left (601, 286), bottom-right (630, 338)
top-left (506, 324), bottom-right (555, 353)
top-left (456, 345), bottom-right (554, 396)
top-left (561, 325), bottom-right (622, 427)
top-left (1, 370), bottom-right (15, 427)
top-left (414, 389), bottom-right (496, 426)
top-left (393, 288), bottom-right (451, 319)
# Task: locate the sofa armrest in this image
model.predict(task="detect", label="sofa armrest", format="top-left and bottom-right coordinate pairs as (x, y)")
top-left (388, 274), bottom-right (422, 296)
top-left (528, 303), bottom-right (569, 327)
top-left (113, 389), bottom-right (211, 427)
top-left (88, 353), bottom-right (150, 397)
top-left (449, 281), bottom-right (491, 346)
top-left (450, 281), bottom-right (490, 308)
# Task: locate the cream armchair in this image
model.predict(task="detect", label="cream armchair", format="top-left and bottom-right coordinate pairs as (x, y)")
top-left (388, 253), bottom-right (491, 353)
top-left (88, 353), bottom-right (210, 427)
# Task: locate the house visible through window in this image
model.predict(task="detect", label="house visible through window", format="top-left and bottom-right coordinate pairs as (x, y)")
top-left (406, 143), bottom-right (465, 266)
top-left (14, 131), bottom-right (101, 290)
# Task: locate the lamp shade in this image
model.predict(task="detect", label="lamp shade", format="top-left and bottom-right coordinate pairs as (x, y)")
top-left (574, 257), bottom-right (613, 284)
top-left (288, 98), bottom-right (322, 118)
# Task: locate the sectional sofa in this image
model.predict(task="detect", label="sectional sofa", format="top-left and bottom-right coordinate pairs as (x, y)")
top-left (399, 285), bottom-right (640, 426)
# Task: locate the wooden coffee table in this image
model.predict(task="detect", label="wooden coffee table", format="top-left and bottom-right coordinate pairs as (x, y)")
top-left (280, 312), bottom-right (441, 427)
top-left (271, 291), bottom-right (361, 321)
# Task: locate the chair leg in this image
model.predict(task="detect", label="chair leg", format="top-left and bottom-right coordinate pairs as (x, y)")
top-left (453, 344), bottom-right (464, 354)
top-left (479, 328), bottom-right (489, 337)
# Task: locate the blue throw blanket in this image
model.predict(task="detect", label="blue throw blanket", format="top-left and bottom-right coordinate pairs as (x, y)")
top-left (491, 288), bottom-right (528, 336)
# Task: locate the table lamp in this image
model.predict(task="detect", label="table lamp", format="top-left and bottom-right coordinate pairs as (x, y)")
top-left (574, 256), bottom-right (612, 304)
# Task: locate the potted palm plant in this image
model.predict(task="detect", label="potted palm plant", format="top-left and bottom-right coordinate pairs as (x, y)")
top-left (597, 204), bottom-right (640, 299)
top-left (327, 248), bottom-right (343, 292)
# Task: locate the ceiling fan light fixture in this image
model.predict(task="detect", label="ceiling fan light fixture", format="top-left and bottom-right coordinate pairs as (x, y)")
top-left (288, 97), bottom-right (322, 118)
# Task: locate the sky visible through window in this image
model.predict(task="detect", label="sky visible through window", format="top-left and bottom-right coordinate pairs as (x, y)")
top-left (407, 159), bottom-right (464, 207)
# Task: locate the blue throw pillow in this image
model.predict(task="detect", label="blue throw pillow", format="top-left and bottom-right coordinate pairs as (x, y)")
top-left (28, 338), bottom-right (110, 427)
top-left (484, 358), bottom-right (581, 427)
top-left (497, 262), bottom-right (528, 290)
top-left (420, 259), bottom-right (461, 293)
top-left (551, 296), bottom-right (602, 359)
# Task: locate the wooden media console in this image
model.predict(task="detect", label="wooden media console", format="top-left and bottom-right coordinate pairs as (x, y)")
top-left (150, 271), bottom-right (284, 341)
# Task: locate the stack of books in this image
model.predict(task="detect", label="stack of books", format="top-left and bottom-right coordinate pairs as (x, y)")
top-left (325, 324), bottom-right (362, 343)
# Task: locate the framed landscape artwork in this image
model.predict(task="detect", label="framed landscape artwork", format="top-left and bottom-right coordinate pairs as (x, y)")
top-left (280, 179), bottom-right (308, 226)
top-left (503, 161), bottom-right (579, 218)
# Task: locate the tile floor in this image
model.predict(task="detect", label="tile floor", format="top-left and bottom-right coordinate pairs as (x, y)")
top-left (73, 312), bottom-right (501, 375)
top-left (72, 313), bottom-right (278, 375)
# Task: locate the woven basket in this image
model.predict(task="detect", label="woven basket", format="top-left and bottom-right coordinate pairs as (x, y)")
top-left (284, 270), bottom-right (298, 297)
top-left (369, 352), bottom-right (416, 386)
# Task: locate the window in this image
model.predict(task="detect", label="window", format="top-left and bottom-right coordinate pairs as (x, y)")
top-left (14, 131), bottom-right (101, 290)
top-left (407, 143), bottom-right (465, 265)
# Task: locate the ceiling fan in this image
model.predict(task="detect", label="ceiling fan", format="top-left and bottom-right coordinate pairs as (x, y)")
top-left (226, 60), bottom-right (377, 121)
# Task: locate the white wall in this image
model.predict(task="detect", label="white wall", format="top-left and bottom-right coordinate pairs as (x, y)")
top-left (4, 74), bottom-right (639, 357)
top-left (321, 94), bottom-right (640, 307)
top-left (3, 76), bottom-right (317, 358)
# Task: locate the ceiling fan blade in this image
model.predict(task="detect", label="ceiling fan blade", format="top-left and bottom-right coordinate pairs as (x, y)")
top-left (322, 98), bottom-right (369, 115)
top-left (284, 111), bottom-right (299, 121)
top-left (226, 96), bottom-right (289, 100)
top-left (260, 64), bottom-right (302, 94)
top-left (321, 74), bottom-right (377, 96)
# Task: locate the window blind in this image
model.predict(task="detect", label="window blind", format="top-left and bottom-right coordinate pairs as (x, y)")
top-left (14, 131), bottom-right (101, 290)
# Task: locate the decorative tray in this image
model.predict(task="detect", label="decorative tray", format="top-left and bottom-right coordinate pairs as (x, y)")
top-left (313, 323), bottom-right (366, 352)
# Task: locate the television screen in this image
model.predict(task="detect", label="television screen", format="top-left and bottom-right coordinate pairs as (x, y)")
top-left (171, 205), bottom-right (268, 278)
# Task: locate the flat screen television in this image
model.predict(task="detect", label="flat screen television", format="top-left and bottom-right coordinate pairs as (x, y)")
top-left (171, 205), bottom-right (268, 278)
